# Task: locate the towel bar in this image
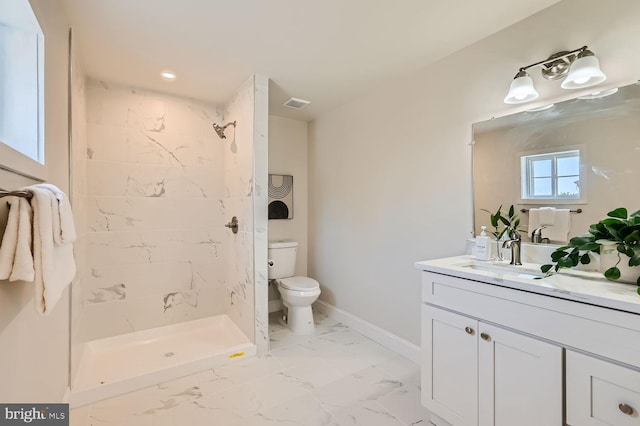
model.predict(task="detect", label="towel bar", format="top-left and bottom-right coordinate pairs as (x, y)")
top-left (0, 189), bottom-right (33, 200)
top-left (520, 208), bottom-right (582, 214)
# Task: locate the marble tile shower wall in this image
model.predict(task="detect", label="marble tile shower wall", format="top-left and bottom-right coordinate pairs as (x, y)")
top-left (222, 78), bottom-right (256, 342)
top-left (82, 80), bottom-right (230, 341)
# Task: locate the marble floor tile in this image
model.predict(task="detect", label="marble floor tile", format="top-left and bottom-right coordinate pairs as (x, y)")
top-left (334, 401), bottom-right (404, 426)
top-left (374, 356), bottom-right (422, 383)
top-left (244, 394), bottom-right (339, 426)
top-left (71, 311), bottom-right (431, 426)
top-left (377, 378), bottom-right (431, 426)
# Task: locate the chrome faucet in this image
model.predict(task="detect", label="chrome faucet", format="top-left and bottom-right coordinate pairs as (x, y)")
top-left (531, 226), bottom-right (550, 244)
top-left (502, 230), bottom-right (522, 265)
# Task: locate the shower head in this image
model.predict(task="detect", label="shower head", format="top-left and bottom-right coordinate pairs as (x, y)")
top-left (213, 121), bottom-right (236, 139)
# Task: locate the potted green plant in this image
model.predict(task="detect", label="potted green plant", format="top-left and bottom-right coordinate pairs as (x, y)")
top-left (481, 205), bottom-right (524, 260)
top-left (541, 208), bottom-right (640, 293)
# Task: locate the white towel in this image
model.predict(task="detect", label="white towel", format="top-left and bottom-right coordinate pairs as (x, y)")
top-left (27, 185), bottom-right (76, 315)
top-left (0, 196), bottom-right (35, 282)
top-left (529, 208), bottom-right (571, 243)
top-left (538, 207), bottom-right (556, 225)
top-left (12, 197), bottom-right (35, 281)
top-left (34, 183), bottom-right (77, 245)
top-left (0, 196), bottom-right (21, 279)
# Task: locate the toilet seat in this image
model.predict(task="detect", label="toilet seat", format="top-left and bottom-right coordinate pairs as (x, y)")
top-left (278, 276), bottom-right (319, 291)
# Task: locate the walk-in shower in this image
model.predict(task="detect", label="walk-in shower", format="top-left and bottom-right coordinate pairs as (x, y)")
top-left (68, 69), bottom-right (269, 406)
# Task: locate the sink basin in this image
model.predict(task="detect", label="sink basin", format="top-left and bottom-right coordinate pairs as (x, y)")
top-left (460, 260), bottom-right (546, 279)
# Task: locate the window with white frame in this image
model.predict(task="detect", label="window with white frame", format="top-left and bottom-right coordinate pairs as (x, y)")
top-left (520, 150), bottom-right (581, 200)
top-left (0, 0), bottom-right (45, 172)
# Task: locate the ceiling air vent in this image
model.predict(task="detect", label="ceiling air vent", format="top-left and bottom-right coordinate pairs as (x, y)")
top-left (283, 97), bottom-right (311, 109)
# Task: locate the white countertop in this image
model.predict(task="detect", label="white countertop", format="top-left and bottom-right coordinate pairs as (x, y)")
top-left (415, 255), bottom-right (640, 315)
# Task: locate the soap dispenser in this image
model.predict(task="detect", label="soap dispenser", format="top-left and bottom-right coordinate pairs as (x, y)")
top-left (475, 226), bottom-right (491, 261)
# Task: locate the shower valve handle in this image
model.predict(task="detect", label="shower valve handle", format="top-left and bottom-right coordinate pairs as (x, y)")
top-left (225, 216), bottom-right (239, 234)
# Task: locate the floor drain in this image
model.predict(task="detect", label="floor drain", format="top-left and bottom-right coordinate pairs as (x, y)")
top-left (164, 352), bottom-right (175, 358)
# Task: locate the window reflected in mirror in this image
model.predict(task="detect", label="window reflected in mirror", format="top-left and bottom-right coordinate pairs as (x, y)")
top-left (521, 150), bottom-right (581, 200)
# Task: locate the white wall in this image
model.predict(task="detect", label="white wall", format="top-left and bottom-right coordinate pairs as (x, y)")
top-left (268, 115), bottom-right (308, 274)
top-left (267, 115), bottom-right (308, 308)
top-left (308, 0), bottom-right (640, 345)
top-left (0, 0), bottom-right (70, 402)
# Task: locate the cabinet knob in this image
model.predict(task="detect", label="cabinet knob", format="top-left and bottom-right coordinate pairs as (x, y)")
top-left (619, 403), bottom-right (634, 416)
top-left (480, 332), bottom-right (491, 341)
top-left (465, 327), bottom-right (474, 335)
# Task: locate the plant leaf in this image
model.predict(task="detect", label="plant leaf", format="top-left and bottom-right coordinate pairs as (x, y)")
top-left (602, 218), bottom-right (624, 227)
top-left (569, 251), bottom-right (580, 266)
top-left (551, 251), bottom-right (568, 262)
top-left (624, 230), bottom-right (640, 245)
top-left (558, 257), bottom-right (575, 268)
top-left (629, 253), bottom-right (640, 267)
top-left (578, 242), bottom-right (600, 251)
top-left (541, 264), bottom-right (553, 273)
top-left (569, 236), bottom-right (594, 247)
top-left (508, 205), bottom-right (515, 218)
top-left (604, 267), bottom-right (621, 280)
top-left (608, 208), bottom-right (628, 219)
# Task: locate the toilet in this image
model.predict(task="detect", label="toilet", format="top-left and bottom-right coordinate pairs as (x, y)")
top-left (268, 240), bottom-right (321, 335)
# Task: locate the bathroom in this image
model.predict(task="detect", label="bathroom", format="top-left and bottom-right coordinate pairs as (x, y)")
top-left (1, 0), bottom-right (639, 425)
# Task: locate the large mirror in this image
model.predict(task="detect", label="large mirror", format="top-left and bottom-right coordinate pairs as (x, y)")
top-left (473, 81), bottom-right (640, 243)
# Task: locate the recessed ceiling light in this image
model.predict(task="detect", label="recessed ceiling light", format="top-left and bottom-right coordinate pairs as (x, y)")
top-left (161, 70), bottom-right (176, 81)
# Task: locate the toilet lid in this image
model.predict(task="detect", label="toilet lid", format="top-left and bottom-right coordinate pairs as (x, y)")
top-left (279, 276), bottom-right (319, 291)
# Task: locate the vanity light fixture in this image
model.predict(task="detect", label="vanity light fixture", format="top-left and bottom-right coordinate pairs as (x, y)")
top-left (504, 46), bottom-right (606, 104)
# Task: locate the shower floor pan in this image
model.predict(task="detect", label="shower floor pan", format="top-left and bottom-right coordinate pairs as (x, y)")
top-left (71, 314), bottom-right (255, 407)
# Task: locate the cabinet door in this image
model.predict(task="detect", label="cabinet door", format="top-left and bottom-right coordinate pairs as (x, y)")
top-left (478, 323), bottom-right (563, 426)
top-left (422, 305), bottom-right (478, 426)
top-left (567, 350), bottom-right (640, 426)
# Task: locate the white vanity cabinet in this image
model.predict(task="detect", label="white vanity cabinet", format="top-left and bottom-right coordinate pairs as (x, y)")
top-left (566, 350), bottom-right (640, 425)
top-left (417, 259), bottom-right (640, 426)
top-left (423, 305), bottom-right (562, 426)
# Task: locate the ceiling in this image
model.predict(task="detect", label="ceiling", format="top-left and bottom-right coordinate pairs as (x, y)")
top-left (61, 0), bottom-right (560, 121)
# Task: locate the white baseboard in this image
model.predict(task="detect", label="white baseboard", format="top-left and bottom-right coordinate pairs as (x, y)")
top-left (268, 299), bottom-right (283, 313)
top-left (314, 300), bottom-right (420, 364)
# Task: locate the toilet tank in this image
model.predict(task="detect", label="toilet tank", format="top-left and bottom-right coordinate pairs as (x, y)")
top-left (268, 240), bottom-right (298, 279)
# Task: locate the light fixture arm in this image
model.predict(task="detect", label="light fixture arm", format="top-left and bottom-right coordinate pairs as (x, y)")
top-left (515, 46), bottom-right (588, 76)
